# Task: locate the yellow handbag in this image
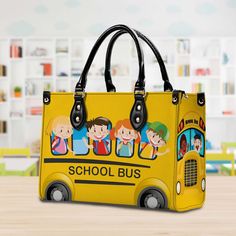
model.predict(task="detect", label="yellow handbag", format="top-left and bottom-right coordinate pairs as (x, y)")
top-left (39, 24), bottom-right (206, 212)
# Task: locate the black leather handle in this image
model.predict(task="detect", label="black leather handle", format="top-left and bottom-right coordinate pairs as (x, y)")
top-left (71, 24), bottom-right (147, 131)
top-left (75, 24), bottom-right (145, 92)
top-left (105, 30), bottom-right (173, 92)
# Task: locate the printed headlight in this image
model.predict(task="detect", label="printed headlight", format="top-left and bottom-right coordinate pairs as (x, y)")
top-left (201, 178), bottom-right (206, 192)
top-left (176, 181), bottom-right (181, 195)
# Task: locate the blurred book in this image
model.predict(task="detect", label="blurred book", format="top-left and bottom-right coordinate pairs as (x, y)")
top-left (10, 44), bottom-right (22, 58)
top-left (177, 39), bottom-right (190, 54)
top-left (10, 110), bottom-right (23, 118)
top-left (222, 110), bottom-right (234, 115)
top-left (0, 65), bottom-right (7, 76)
top-left (0, 90), bottom-right (7, 102)
top-left (56, 47), bottom-right (68, 54)
top-left (192, 83), bottom-right (204, 93)
top-left (178, 64), bottom-right (190, 76)
top-left (41, 63), bottom-right (52, 76)
top-left (28, 107), bottom-right (42, 116)
top-left (223, 82), bottom-right (235, 95)
top-left (0, 120), bottom-right (7, 133)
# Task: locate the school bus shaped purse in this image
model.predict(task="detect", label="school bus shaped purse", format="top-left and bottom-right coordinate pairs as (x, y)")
top-left (39, 24), bottom-right (206, 212)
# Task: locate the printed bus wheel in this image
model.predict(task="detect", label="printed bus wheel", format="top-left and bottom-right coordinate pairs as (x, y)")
top-left (140, 189), bottom-right (165, 209)
top-left (46, 183), bottom-right (70, 202)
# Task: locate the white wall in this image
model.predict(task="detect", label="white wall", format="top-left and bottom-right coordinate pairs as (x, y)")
top-left (0, 0), bottom-right (236, 37)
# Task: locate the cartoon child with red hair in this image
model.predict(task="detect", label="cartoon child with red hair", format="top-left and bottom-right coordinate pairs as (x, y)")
top-left (110, 119), bottom-right (140, 157)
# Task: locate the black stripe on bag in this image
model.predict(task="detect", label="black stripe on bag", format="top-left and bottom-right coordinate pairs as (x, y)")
top-left (74, 179), bottom-right (135, 186)
top-left (44, 158), bottom-right (150, 168)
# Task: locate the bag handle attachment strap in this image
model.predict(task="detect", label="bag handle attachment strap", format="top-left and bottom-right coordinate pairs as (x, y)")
top-left (105, 30), bottom-right (173, 92)
top-left (70, 24), bottom-right (147, 131)
top-left (130, 90), bottom-right (147, 130)
top-left (70, 91), bottom-right (87, 131)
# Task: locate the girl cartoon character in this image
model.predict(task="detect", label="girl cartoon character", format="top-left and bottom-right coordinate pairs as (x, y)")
top-left (178, 134), bottom-right (189, 159)
top-left (139, 122), bottom-right (170, 159)
top-left (110, 119), bottom-right (140, 157)
top-left (46, 116), bottom-right (73, 155)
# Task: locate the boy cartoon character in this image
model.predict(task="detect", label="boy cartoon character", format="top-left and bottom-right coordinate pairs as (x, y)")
top-left (84, 117), bottom-right (111, 155)
top-left (193, 134), bottom-right (202, 153)
top-left (139, 122), bottom-right (170, 159)
top-left (110, 119), bottom-right (140, 157)
top-left (46, 116), bottom-right (73, 155)
top-left (178, 134), bottom-right (189, 159)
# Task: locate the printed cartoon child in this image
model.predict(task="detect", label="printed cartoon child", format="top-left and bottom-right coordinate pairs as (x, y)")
top-left (193, 134), bottom-right (202, 153)
top-left (139, 122), bottom-right (170, 159)
top-left (46, 116), bottom-right (73, 155)
top-left (110, 119), bottom-right (140, 157)
top-left (178, 134), bottom-right (189, 159)
top-left (83, 117), bottom-right (111, 155)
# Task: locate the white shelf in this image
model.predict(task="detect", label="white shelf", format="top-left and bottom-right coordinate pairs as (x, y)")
top-left (25, 115), bottom-right (42, 119)
top-left (190, 76), bottom-right (220, 79)
top-left (25, 57), bottom-right (53, 60)
top-left (207, 94), bottom-right (236, 98)
top-left (176, 53), bottom-right (191, 57)
top-left (10, 97), bottom-right (24, 101)
top-left (222, 65), bottom-right (236, 68)
top-left (26, 76), bottom-right (52, 80)
top-left (9, 58), bottom-right (23, 62)
top-left (56, 53), bottom-right (69, 57)
top-left (25, 95), bottom-right (41, 99)
top-left (207, 115), bottom-right (236, 119)
top-left (56, 76), bottom-right (69, 79)
top-left (165, 64), bottom-right (175, 67)
top-left (71, 57), bottom-right (83, 61)
top-left (10, 117), bottom-right (24, 121)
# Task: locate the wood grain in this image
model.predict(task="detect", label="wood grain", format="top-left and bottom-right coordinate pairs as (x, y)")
top-left (0, 176), bottom-right (236, 236)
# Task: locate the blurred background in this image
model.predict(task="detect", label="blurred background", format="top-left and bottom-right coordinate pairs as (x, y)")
top-left (0, 0), bottom-right (236, 176)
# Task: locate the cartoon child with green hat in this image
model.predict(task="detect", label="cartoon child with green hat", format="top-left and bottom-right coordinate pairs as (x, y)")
top-left (139, 122), bottom-right (170, 159)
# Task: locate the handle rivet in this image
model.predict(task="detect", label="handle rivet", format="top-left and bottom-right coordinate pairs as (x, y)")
top-left (137, 105), bottom-right (141, 111)
top-left (77, 104), bottom-right (81, 110)
top-left (75, 116), bottom-right (80, 122)
top-left (199, 99), bottom-right (204, 105)
top-left (136, 117), bottom-right (140, 123)
top-left (44, 98), bottom-right (49, 103)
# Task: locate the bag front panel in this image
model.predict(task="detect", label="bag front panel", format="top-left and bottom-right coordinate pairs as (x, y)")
top-left (40, 92), bottom-right (178, 207)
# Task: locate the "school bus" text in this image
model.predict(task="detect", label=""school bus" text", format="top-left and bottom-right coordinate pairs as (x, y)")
top-left (68, 165), bottom-right (141, 178)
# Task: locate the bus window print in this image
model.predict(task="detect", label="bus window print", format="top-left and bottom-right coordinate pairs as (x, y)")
top-left (46, 116), bottom-right (73, 155)
top-left (177, 128), bottom-right (205, 160)
top-left (110, 119), bottom-right (140, 157)
top-left (191, 129), bottom-right (204, 157)
top-left (72, 125), bottom-right (89, 155)
top-left (139, 122), bottom-right (170, 160)
top-left (84, 117), bottom-right (112, 155)
top-left (177, 129), bottom-right (190, 160)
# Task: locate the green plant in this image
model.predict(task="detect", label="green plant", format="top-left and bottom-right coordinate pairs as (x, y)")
top-left (14, 86), bottom-right (22, 93)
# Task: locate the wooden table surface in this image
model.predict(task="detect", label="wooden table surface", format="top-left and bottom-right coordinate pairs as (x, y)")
top-left (0, 176), bottom-right (236, 236)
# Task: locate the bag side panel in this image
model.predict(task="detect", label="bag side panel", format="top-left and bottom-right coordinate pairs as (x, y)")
top-left (174, 94), bottom-right (206, 211)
